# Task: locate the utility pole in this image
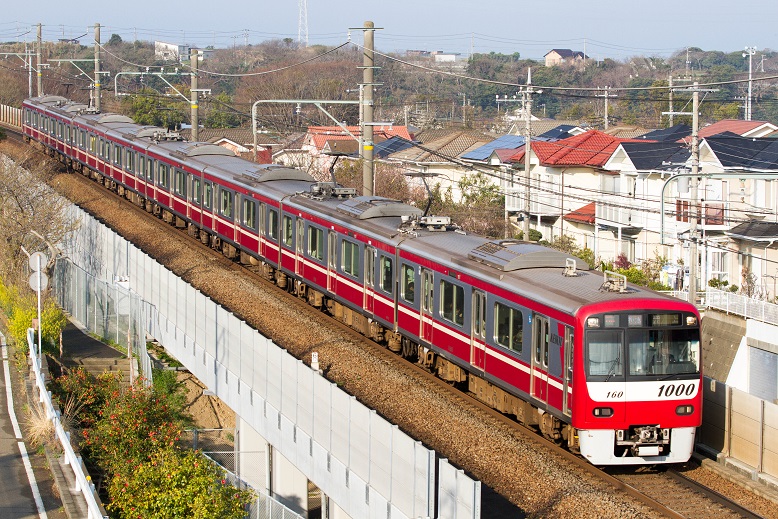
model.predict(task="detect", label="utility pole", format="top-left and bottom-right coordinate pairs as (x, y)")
top-left (660, 72), bottom-right (673, 128)
top-left (361, 21), bottom-right (375, 197)
top-left (190, 48), bottom-right (199, 142)
top-left (521, 68), bottom-right (540, 240)
top-left (595, 86), bottom-right (617, 130)
top-left (36, 24), bottom-right (42, 96)
top-left (94, 23), bottom-right (101, 111)
top-left (689, 83), bottom-right (700, 306)
top-left (744, 46), bottom-right (756, 121)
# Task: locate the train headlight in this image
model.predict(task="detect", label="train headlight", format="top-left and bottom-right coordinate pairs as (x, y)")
top-left (686, 316), bottom-right (698, 326)
top-left (676, 405), bottom-right (694, 416)
top-left (587, 317), bottom-right (600, 328)
top-left (593, 407), bottom-right (613, 417)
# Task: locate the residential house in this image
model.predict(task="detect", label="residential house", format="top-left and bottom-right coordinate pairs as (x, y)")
top-left (544, 49), bottom-right (587, 67)
top-left (382, 129), bottom-right (495, 201)
top-left (179, 128), bottom-right (279, 163)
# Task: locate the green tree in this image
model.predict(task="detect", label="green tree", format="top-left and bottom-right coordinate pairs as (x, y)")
top-left (204, 93), bottom-right (243, 128)
top-left (108, 447), bottom-right (254, 519)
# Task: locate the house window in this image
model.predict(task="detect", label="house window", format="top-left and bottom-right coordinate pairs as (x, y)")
top-left (676, 199), bottom-right (691, 222)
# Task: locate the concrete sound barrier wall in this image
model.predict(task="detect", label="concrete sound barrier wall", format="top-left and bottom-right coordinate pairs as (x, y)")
top-left (60, 204), bottom-right (482, 519)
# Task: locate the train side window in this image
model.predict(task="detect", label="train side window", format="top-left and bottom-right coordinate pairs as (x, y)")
top-left (105, 141), bottom-right (111, 163)
top-left (204, 182), bottom-right (213, 209)
top-left (190, 177), bottom-right (201, 203)
top-left (58, 121), bottom-right (63, 138)
top-left (174, 169), bottom-right (186, 197)
top-left (400, 264), bottom-right (415, 304)
top-left (535, 317), bottom-right (549, 367)
top-left (342, 239), bottom-right (359, 277)
top-left (114, 144), bottom-right (122, 166)
top-left (242, 198), bottom-right (257, 230)
top-left (219, 188), bottom-right (233, 219)
top-left (138, 156), bottom-right (146, 179)
top-left (380, 256), bottom-right (393, 294)
top-left (160, 164), bottom-right (172, 189)
top-left (267, 209), bottom-right (278, 240)
top-left (282, 215), bottom-right (294, 247)
top-left (125, 151), bottom-right (135, 173)
top-left (365, 248), bottom-right (375, 287)
top-left (307, 226), bottom-right (324, 261)
top-left (80, 130), bottom-right (86, 149)
top-left (494, 302), bottom-right (523, 354)
top-left (440, 279), bottom-right (464, 326)
top-left (147, 159), bottom-right (155, 182)
top-left (89, 134), bottom-right (96, 153)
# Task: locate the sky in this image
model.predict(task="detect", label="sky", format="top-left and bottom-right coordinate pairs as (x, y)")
top-left (2, 0), bottom-right (777, 62)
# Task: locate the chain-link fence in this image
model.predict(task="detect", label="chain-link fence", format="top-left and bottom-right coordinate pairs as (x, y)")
top-left (52, 257), bottom-right (153, 384)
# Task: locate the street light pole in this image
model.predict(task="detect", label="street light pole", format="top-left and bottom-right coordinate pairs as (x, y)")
top-left (743, 46), bottom-right (756, 121)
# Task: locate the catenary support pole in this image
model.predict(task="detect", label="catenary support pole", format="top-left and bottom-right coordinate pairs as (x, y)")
top-left (190, 48), bottom-right (199, 141)
top-left (36, 24), bottom-right (42, 96)
top-left (362, 21), bottom-right (375, 197)
top-left (94, 23), bottom-right (101, 111)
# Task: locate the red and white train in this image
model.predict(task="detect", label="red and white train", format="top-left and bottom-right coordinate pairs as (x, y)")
top-left (23, 95), bottom-right (702, 465)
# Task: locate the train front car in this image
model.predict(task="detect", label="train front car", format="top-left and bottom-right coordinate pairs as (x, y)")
top-left (574, 298), bottom-right (702, 465)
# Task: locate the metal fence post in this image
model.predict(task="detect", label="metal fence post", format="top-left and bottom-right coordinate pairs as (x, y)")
top-left (759, 399), bottom-right (764, 473)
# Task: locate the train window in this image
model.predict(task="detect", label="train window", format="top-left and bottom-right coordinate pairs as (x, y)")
top-left (308, 226), bottom-right (324, 261)
top-left (138, 156), bottom-right (146, 179)
top-left (627, 329), bottom-right (700, 376)
top-left (105, 142), bottom-right (111, 163)
top-left (585, 330), bottom-right (623, 378)
top-left (89, 134), bottom-right (96, 153)
top-left (400, 264), bottom-right (415, 303)
top-left (268, 209), bottom-right (279, 239)
top-left (494, 302), bottom-right (523, 353)
top-left (80, 130), bottom-right (86, 149)
top-left (380, 257), bottom-right (393, 293)
top-left (146, 159), bottom-right (155, 181)
top-left (174, 169), bottom-right (186, 197)
top-left (204, 182), bottom-right (213, 209)
top-left (282, 215), bottom-right (294, 246)
top-left (191, 177), bottom-right (201, 204)
top-left (365, 248), bottom-right (375, 287)
top-left (58, 122), bottom-right (63, 138)
top-left (535, 317), bottom-right (549, 367)
top-left (440, 279), bottom-right (464, 326)
top-left (113, 144), bottom-right (122, 165)
top-left (342, 240), bottom-right (359, 277)
top-left (126, 151), bottom-right (135, 173)
top-left (219, 189), bottom-right (233, 218)
top-left (159, 164), bottom-right (171, 189)
top-left (242, 198), bottom-right (257, 229)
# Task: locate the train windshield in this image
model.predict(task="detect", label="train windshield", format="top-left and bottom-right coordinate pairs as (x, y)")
top-left (585, 313), bottom-right (700, 380)
top-left (627, 329), bottom-right (700, 376)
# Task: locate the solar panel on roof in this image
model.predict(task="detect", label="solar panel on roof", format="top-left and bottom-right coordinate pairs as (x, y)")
top-left (461, 135), bottom-right (525, 161)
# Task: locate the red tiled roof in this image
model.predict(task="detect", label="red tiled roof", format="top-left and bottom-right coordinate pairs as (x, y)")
top-left (564, 202), bottom-right (596, 224)
top-left (307, 125), bottom-right (412, 150)
top-left (508, 130), bottom-right (647, 167)
top-left (697, 119), bottom-right (773, 138)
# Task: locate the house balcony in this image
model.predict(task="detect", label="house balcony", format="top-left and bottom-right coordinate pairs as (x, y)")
top-left (504, 187), bottom-right (561, 219)
top-left (595, 194), bottom-right (646, 234)
top-left (673, 200), bottom-right (730, 233)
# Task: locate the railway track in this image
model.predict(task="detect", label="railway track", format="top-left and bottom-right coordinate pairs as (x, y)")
top-left (4, 131), bottom-right (773, 518)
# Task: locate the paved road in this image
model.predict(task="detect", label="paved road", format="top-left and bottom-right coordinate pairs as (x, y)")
top-left (0, 333), bottom-right (67, 519)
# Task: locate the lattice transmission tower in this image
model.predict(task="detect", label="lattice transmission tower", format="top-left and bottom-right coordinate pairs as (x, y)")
top-left (298, 0), bottom-right (308, 46)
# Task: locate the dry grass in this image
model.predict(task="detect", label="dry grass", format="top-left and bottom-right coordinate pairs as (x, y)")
top-left (25, 392), bottom-right (82, 451)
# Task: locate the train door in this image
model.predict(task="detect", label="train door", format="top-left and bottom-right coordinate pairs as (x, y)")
top-left (327, 231), bottom-right (337, 293)
top-left (295, 219), bottom-right (304, 276)
top-left (563, 326), bottom-right (574, 417)
top-left (363, 246), bottom-right (376, 314)
top-left (531, 314), bottom-right (549, 404)
top-left (420, 269), bottom-right (434, 344)
top-left (470, 290), bottom-right (486, 375)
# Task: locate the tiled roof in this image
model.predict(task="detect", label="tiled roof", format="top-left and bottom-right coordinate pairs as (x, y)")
top-left (704, 133), bottom-right (778, 170)
top-left (179, 128), bottom-right (280, 146)
top-left (698, 119), bottom-right (776, 138)
top-left (387, 130), bottom-right (493, 163)
top-left (636, 124), bottom-right (691, 142)
top-left (727, 221), bottom-right (778, 241)
top-left (619, 142), bottom-right (690, 171)
top-left (509, 130), bottom-right (645, 167)
top-left (307, 125), bottom-right (412, 150)
top-left (564, 202), bottom-right (596, 224)
top-left (461, 134), bottom-right (525, 161)
top-left (604, 125), bottom-right (652, 139)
